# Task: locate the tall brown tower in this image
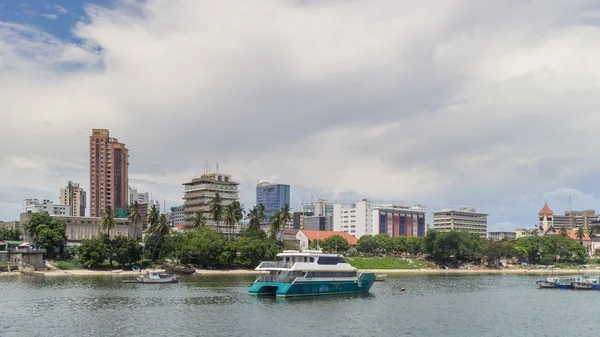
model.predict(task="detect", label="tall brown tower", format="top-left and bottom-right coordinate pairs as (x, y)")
top-left (90, 129), bottom-right (129, 217)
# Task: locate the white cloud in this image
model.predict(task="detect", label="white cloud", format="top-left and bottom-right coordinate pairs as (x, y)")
top-left (1, 0), bottom-right (600, 232)
top-left (40, 14), bottom-right (58, 20)
top-left (54, 5), bottom-right (68, 15)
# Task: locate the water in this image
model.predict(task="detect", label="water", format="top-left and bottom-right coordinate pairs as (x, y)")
top-left (0, 273), bottom-right (597, 336)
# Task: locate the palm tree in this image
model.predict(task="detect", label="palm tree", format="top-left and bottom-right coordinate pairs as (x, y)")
top-left (559, 227), bottom-right (568, 237)
top-left (246, 205), bottom-right (266, 232)
top-left (192, 210), bottom-right (206, 229)
top-left (279, 204), bottom-right (292, 230)
top-left (224, 204), bottom-right (237, 241)
top-left (576, 226), bottom-right (585, 244)
top-left (151, 213), bottom-right (170, 261)
top-left (209, 192), bottom-right (224, 233)
top-left (269, 210), bottom-right (282, 239)
top-left (146, 204), bottom-right (160, 232)
top-left (128, 201), bottom-right (142, 240)
top-left (587, 227), bottom-right (596, 240)
top-left (99, 206), bottom-right (117, 235)
top-left (257, 203), bottom-right (266, 223)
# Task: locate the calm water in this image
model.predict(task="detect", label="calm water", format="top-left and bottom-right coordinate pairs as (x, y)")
top-left (0, 273), bottom-right (597, 336)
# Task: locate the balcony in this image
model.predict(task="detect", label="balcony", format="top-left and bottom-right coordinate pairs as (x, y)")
top-left (256, 261), bottom-right (293, 269)
top-left (255, 275), bottom-right (297, 283)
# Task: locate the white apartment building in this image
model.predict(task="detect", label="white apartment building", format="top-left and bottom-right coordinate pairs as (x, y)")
top-left (129, 186), bottom-right (150, 205)
top-left (302, 199), bottom-right (334, 217)
top-left (333, 200), bottom-right (376, 238)
top-left (183, 173), bottom-right (239, 227)
top-left (432, 207), bottom-right (488, 237)
top-left (23, 199), bottom-right (70, 216)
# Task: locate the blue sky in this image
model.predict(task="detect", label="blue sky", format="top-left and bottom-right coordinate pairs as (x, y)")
top-left (1, 0), bottom-right (600, 229)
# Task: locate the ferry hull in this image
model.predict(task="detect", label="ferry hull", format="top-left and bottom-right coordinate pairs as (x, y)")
top-left (555, 283), bottom-right (573, 290)
top-left (249, 273), bottom-right (376, 297)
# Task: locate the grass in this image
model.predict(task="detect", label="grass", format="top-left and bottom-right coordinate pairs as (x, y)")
top-left (345, 257), bottom-right (435, 269)
top-left (53, 259), bottom-right (83, 270)
top-left (0, 261), bottom-right (12, 266)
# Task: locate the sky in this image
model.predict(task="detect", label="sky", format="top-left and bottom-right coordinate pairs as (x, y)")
top-left (1, 0), bottom-right (600, 230)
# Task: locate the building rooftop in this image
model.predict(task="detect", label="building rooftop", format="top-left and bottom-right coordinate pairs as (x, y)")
top-left (183, 173), bottom-right (239, 185)
top-left (539, 203), bottom-right (554, 215)
top-left (301, 230), bottom-right (358, 245)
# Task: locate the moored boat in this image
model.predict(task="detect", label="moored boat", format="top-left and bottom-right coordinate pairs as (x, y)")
top-left (573, 282), bottom-right (593, 290)
top-left (536, 277), bottom-right (558, 289)
top-left (249, 250), bottom-right (375, 297)
top-left (375, 274), bottom-right (388, 282)
top-left (136, 271), bottom-right (178, 284)
top-left (163, 263), bottom-right (196, 275)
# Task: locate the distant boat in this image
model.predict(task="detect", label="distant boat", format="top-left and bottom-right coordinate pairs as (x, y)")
top-left (163, 263), bottom-right (196, 275)
top-left (136, 271), bottom-right (178, 284)
top-left (535, 277), bottom-right (558, 289)
top-left (375, 274), bottom-right (387, 282)
top-left (249, 250), bottom-right (375, 297)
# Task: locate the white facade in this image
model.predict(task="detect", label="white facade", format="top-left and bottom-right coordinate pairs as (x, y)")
top-left (129, 186), bottom-right (150, 205)
top-left (333, 200), bottom-right (376, 238)
top-left (23, 199), bottom-right (70, 216)
top-left (432, 207), bottom-right (488, 237)
top-left (301, 199), bottom-right (334, 217)
top-left (59, 181), bottom-right (86, 217)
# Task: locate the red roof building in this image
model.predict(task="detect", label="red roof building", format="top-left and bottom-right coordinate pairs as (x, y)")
top-left (538, 203), bottom-right (554, 215)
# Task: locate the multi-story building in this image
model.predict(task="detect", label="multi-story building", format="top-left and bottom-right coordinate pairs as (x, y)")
top-left (90, 128), bottom-right (129, 217)
top-left (183, 173), bottom-right (239, 228)
top-left (129, 187), bottom-right (149, 205)
top-left (23, 199), bottom-right (70, 216)
top-left (432, 207), bottom-right (488, 237)
top-left (488, 231), bottom-right (517, 241)
top-left (60, 181), bottom-right (86, 217)
top-left (333, 200), bottom-right (426, 238)
top-left (514, 228), bottom-right (537, 238)
top-left (301, 198), bottom-right (334, 217)
top-left (256, 182), bottom-right (290, 221)
top-left (302, 215), bottom-right (333, 231)
top-left (169, 205), bottom-right (185, 226)
top-left (373, 204), bottom-right (427, 238)
top-left (539, 203), bottom-right (597, 229)
top-left (292, 211), bottom-right (314, 229)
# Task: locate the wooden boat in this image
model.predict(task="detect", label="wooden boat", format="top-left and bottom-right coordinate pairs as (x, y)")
top-left (375, 274), bottom-right (388, 282)
top-left (136, 271), bottom-right (178, 284)
top-left (163, 263), bottom-right (196, 275)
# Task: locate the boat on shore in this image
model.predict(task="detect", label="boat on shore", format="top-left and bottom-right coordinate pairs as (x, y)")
top-left (135, 271), bottom-right (178, 284)
top-left (375, 274), bottom-right (387, 282)
top-left (163, 263), bottom-right (196, 275)
top-left (248, 250), bottom-right (375, 297)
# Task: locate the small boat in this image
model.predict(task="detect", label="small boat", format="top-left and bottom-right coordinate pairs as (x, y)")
top-left (573, 282), bottom-right (593, 290)
top-left (249, 250), bottom-right (375, 297)
top-left (375, 274), bottom-right (388, 282)
top-left (163, 263), bottom-right (196, 275)
top-left (536, 277), bottom-right (558, 289)
top-left (136, 271), bottom-right (178, 284)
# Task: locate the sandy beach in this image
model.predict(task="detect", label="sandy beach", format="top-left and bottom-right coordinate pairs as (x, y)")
top-left (3, 267), bottom-right (600, 277)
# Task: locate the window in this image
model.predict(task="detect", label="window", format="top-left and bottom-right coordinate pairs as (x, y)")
top-left (316, 257), bottom-right (345, 265)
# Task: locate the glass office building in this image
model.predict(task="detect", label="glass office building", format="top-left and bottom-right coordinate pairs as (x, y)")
top-left (256, 182), bottom-right (291, 221)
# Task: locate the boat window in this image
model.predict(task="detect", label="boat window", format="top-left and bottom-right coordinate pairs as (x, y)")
top-left (317, 257), bottom-right (342, 265)
top-left (310, 257), bottom-right (314, 262)
top-left (304, 257), bottom-right (307, 262)
top-left (285, 257), bottom-right (290, 263)
top-left (306, 271), bottom-right (357, 278)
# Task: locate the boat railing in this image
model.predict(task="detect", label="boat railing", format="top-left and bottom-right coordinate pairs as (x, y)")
top-left (257, 261), bottom-right (294, 269)
top-left (256, 275), bottom-right (297, 283)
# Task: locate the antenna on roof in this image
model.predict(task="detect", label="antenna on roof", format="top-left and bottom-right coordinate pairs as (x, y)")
top-left (216, 162), bottom-right (219, 174)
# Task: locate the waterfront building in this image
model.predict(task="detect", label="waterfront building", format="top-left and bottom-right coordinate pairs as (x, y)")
top-left (538, 203), bottom-right (597, 229)
top-left (23, 199), bottom-right (70, 216)
top-left (488, 231), bottom-right (516, 241)
top-left (256, 182), bottom-right (290, 221)
top-left (169, 205), bottom-right (185, 226)
top-left (60, 181), bottom-right (86, 217)
top-left (295, 229), bottom-right (358, 251)
top-left (183, 173), bottom-right (239, 228)
top-left (333, 200), bottom-right (426, 238)
top-left (372, 204), bottom-right (427, 238)
top-left (432, 207), bottom-right (488, 237)
top-left (90, 129), bottom-right (129, 217)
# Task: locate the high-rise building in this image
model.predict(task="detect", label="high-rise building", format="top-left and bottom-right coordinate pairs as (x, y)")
top-left (301, 198), bottom-right (334, 217)
top-left (23, 199), bottom-right (70, 216)
top-left (538, 202), bottom-right (597, 229)
top-left (432, 207), bottom-right (488, 237)
top-left (60, 181), bottom-right (86, 217)
top-left (333, 200), bottom-right (426, 238)
top-left (89, 129), bottom-right (129, 217)
top-left (169, 205), bottom-right (185, 226)
top-left (183, 173), bottom-right (239, 228)
top-left (256, 182), bottom-right (290, 221)
top-left (129, 186), bottom-right (149, 205)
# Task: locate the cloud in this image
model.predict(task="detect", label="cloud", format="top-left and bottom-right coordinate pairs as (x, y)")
top-left (40, 13), bottom-right (58, 20)
top-left (1, 0), bottom-right (600, 232)
top-left (54, 5), bottom-right (68, 15)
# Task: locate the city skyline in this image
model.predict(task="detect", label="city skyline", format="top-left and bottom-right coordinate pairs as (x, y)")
top-left (2, 1), bottom-right (600, 230)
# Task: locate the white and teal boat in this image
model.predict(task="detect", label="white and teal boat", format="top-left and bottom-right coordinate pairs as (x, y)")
top-left (249, 250), bottom-right (376, 297)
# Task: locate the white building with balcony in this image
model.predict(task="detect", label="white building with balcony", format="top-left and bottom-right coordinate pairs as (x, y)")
top-left (182, 173), bottom-right (239, 229)
top-left (23, 199), bottom-right (70, 216)
top-left (432, 207), bottom-right (488, 237)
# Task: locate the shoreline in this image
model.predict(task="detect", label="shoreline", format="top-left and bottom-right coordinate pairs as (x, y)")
top-left (3, 268), bottom-right (600, 277)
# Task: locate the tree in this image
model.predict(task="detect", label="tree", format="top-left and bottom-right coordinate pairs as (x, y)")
top-left (192, 210), bottom-right (206, 229)
top-left (235, 236), bottom-right (282, 268)
top-left (246, 205), bottom-right (266, 232)
top-left (223, 200), bottom-right (244, 241)
top-left (279, 204), bottom-right (292, 229)
top-left (587, 227), bottom-right (596, 240)
top-left (24, 213), bottom-right (67, 255)
top-left (559, 227), bottom-right (568, 237)
top-left (209, 192), bottom-right (224, 233)
top-left (146, 204), bottom-right (160, 232)
top-left (72, 234), bottom-right (109, 268)
top-left (406, 237), bottom-right (425, 255)
top-left (320, 235), bottom-right (350, 253)
top-left (269, 210), bottom-right (283, 240)
top-left (374, 234), bottom-right (394, 253)
top-left (151, 214), bottom-right (170, 261)
top-left (392, 236), bottom-right (407, 254)
top-left (576, 227), bottom-right (585, 244)
top-left (0, 227), bottom-right (21, 241)
top-left (99, 206), bottom-right (117, 234)
top-left (128, 201), bottom-right (142, 240)
top-left (356, 235), bottom-right (379, 253)
top-left (111, 236), bottom-right (142, 266)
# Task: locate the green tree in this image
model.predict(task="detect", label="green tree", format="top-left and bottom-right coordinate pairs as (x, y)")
top-left (269, 210), bottom-right (283, 240)
top-left (24, 213), bottom-right (67, 255)
top-left (235, 236), bottom-right (282, 267)
top-left (576, 227), bottom-right (585, 244)
top-left (374, 234), bottom-right (394, 253)
top-left (587, 227), bottom-right (596, 240)
top-left (146, 204), bottom-right (160, 231)
top-left (223, 200), bottom-right (244, 241)
top-left (424, 229), bottom-right (438, 255)
top-left (99, 206), bottom-right (116, 234)
top-left (356, 235), bottom-right (379, 253)
top-left (246, 205), bottom-right (266, 232)
top-left (111, 236), bottom-right (142, 266)
top-left (128, 201), bottom-right (142, 240)
top-left (0, 227), bottom-right (21, 241)
top-left (559, 227), bottom-right (568, 237)
top-left (73, 233), bottom-right (109, 268)
top-left (209, 192), bottom-right (224, 233)
top-left (150, 214), bottom-right (170, 261)
top-left (280, 204), bottom-right (292, 229)
top-left (186, 227), bottom-right (229, 267)
top-left (392, 236), bottom-right (407, 254)
top-left (192, 210), bottom-right (206, 229)
top-left (321, 235), bottom-right (351, 253)
top-left (406, 236), bottom-right (425, 255)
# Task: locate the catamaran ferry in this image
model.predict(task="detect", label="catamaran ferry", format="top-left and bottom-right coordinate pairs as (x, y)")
top-left (248, 250), bottom-right (376, 297)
